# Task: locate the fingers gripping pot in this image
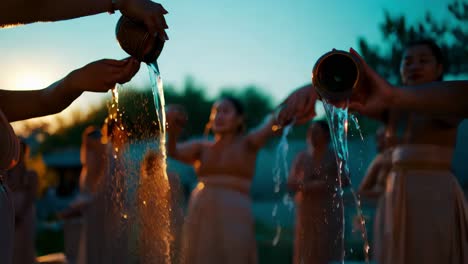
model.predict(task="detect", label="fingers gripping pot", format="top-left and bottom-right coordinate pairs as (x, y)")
top-left (312, 50), bottom-right (361, 102)
top-left (115, 16), bottom-right (165, 63)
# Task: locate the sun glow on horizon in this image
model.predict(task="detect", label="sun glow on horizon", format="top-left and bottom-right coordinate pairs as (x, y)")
top-left (13, 71), bottom-right (52, 90)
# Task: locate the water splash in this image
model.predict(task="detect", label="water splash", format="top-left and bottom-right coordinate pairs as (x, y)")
top-left (350, 114), bottom-right (364, 141)
top-left (348, 114), bottom-right (370, 262)
top-left (273, 123), bottom-right (293, 193)
top-left (138, 150), bottom-right (173, 264)
top-left (271, 122), bottom-right (294, 246)
top-left (148, 62), bottom-right (166, 134)
top-left (103, 85), bottom-right (131, 262)
top-left (106, 86), bottom-right (128, 222)
top-left (322, 101), bottom-right (348, 263)
top-left (272, 204), bottom-right (278, 217)
top-left (272, 223), bottom-right (282, 246)
top-left (323, 101), bottom-right (370, 263)
top-left (133, 62), bottom-right (172, 263)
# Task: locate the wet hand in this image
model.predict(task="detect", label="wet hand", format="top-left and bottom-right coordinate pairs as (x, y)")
top-left (65, 58), bottom-right (140, 93)
top-left (279, 84), bottom-right (317, 125)
top-left (116, 0), bottom-right (169, 42)
top-left (348, 48), bottom-right (395, 120)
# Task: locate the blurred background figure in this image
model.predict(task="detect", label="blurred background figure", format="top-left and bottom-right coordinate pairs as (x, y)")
top-left (139, 151), bottom-right (185, 264)
top-left (287, 120), bottom-right (342, 264)
top-left (166, 94), bottom-right (298, 264)
top-left (378, 40), bottom-right (468, 264)
top-left (358, 126), bottom-right (394, 261)
top-left (166, 98), bottom-right (259, 264)
top-left (6, 140), bottom-right (38, 264)
top-left (76, 126), bottom-right (107, 264)
top-left (57, 126), bottom-right (107, 264)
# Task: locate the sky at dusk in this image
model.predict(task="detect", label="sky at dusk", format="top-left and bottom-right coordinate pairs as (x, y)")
top-left (0, 0), bottom-right (453, 130)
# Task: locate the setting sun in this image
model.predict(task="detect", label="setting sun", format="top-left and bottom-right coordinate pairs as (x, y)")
top-left (13, 72), bottom-right (51, 90)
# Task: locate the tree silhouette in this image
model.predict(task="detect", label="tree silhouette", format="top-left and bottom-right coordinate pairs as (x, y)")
top-left (358, 0), bottom-right (467, 83)
top-left (37, 79), bottom-right (280, 153)
top-left (352, 0), bottom-right (467, 136)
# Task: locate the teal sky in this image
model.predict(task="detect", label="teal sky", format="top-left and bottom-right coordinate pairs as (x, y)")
top-left (0, 0), bottom-right (452, 128)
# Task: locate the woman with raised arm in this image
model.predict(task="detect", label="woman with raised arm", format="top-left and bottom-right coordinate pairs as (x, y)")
top-left (376, 39), bottom-right (468, 264)
top-left (288, 120), bottom-right (342, 264)
top-left (284, 40), bottom-right (468, 264)
top-left (166, 95), bottom-right (305, 264)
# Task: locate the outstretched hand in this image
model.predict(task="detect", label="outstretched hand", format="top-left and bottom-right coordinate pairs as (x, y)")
top-left (348, 48), bottom-right (395, 120)
top-left (278, 84), bottom-right (318, 126)
top-left (65, 57), bottom-right (140, 93)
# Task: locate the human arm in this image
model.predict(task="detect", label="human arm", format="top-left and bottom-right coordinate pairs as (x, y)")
top-left (246, 84), bottom-right (318, 150)
top-left (245, 114), bottom-right (282, 151)
top-left (358, 154), bottom-right (384, 198)
top-left (358, 155), bottom-right (382, 196)
top-left (1, 0), bottom-right (168, 41)
top-left (278, 83), bottom-right (318, 125)
top-left (166, 105), bottom-right (203, 165)
top-left (0, 58), bottom-right (140, 122)
top-left (348, 48), bottom-right (468, 118)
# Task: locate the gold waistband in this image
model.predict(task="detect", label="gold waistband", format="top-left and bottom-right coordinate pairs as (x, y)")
top-left (392, 144), bottom-right (453, 165)
top-left (392, 162), bottom-right (451, 172)
top-left (199, 175), bottom-right (251, 194)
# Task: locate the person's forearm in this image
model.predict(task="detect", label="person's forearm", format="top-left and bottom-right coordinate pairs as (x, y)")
top-left (0, 78), bottom-right (82, 122)
top-left (1, 0), bottom-right (112, 27)
top-left (393, 81), bottom-right (468, 117)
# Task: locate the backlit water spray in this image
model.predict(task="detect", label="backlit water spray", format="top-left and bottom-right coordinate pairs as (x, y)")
top-left (322, 101), bottom-right (369, 263)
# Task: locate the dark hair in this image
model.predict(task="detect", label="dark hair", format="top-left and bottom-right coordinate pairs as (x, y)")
top-left (220, 95), bottom-right (245, 116)
top-left (405, 39), bottom-right (446, 81)
top-left (204, 95), bottom-right (246, 135)
top-left (309, 119), bottom-right (331, 142)
top-left (316, 120), bottom-right (331, 138)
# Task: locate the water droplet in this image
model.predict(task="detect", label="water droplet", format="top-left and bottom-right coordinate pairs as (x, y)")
top-left (323, 100), bottom-right (370, 263)
top-left (272, 204), bottom-right (278, 217)
top-left (272, 225), bottom-right (282, 246)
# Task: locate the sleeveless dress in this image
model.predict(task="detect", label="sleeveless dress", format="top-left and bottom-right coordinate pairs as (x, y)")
top-left (181, 175), bottom-right (257, 264)
top-left (380, 145), bottom-right (468, 264)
